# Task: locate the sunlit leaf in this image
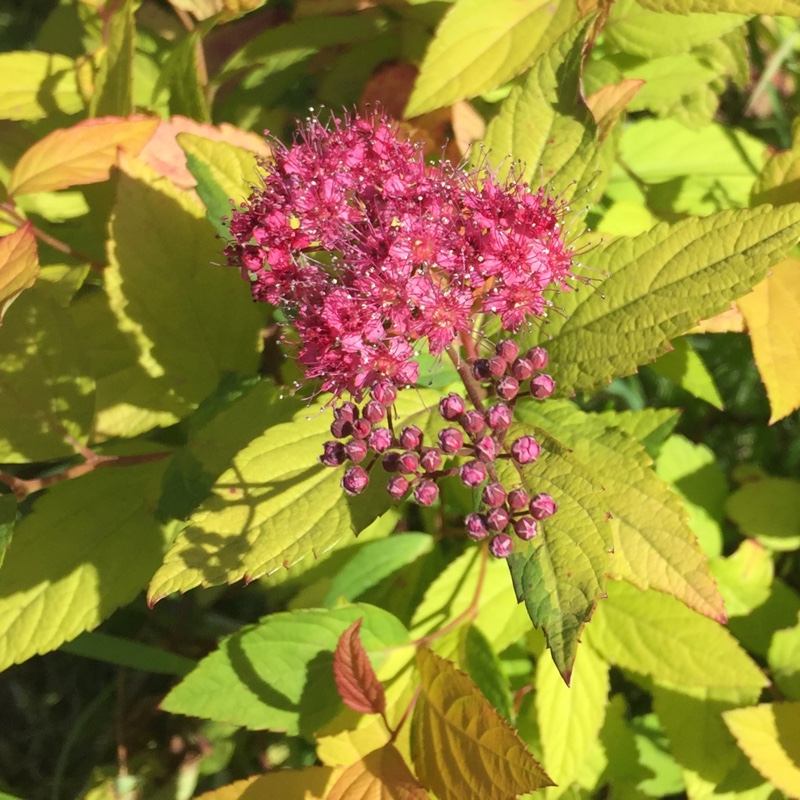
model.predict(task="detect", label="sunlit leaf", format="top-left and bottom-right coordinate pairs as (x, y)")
top-left (769, 618), bottom-right (800, 701)
top-left (0, 52), bottom-right (83, 121)
top-left (726, 475), bottom-right (800, 552)
top-left (89, 0), bottom-right (135, 117)
top-left (0, 223), bottom-right (38, 326)
top-left (709, 540), bottom-right (773, 618)
top-left (327, 745), bottom-right (430, 800)
top-left (239, 766), bottom-right (341, 800)
top-left (637, 0), bottom-right (800, 14)
top-left (649, 336), bottom-right (723, 409)
top-left (333, 619), bottom-right (387, 716)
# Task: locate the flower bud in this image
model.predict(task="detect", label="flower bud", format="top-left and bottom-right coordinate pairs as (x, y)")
top-left (335, 401), bottom-right (359, 422)
top-left (397, 451), bottom-right (420, 475)
top-left (344, 439), bottom-right (368, 463)
top-left (474, 435), bottom-right (498, 463)
top-left (531, 374), bottom-right (555, 399)
top-left (525, 347), bottom-right (549, 371)
top-left (461, 409), bottom-right (486, 437)
top-left (439, 392), bottom-right (466, 421)
top-left (472, 358), bottom-right (491, 381)
top-left (330, 417), bottom-right (353, 439)
top-left (510, 357), bottom-right (534, 381)
top-left (439, 428), bottom-right (464, 454)
top-left (414, 479), bottom-right (439, 507)
top-left (496, 376), bottom-right (519, 401)
top-left (460, 460), bottom-right (487, 487)
top-left (371, 379), bottom-right (397, 406)
top-left (487, 506), bottom-right (510, 531)
top-left (513, 516), bottom-right (539, 541)
top-left (342, 466), bottom-right (369, 495)
top-left (511, 435), bottom-right (540, 465)
top-left (489, 533), bottom-right (513, 558)
top-left (507, 488), bottom-right (531, 511)
top-left (495, 339), bottom-right (519, 363)
top-left (363, 400), bottom-right (386, 424)
top-left (530, 492), bottom-right (557, 520)
top-left (382, 451), bottom-right (400, 473)
top-left (320, 440), bottom-right (346, 467)
top-left (465, 512), bottom-right (489, 540)
top-left (367, 427), bottom-right (393, 453)
top-left (486, 403), bottom-right (512, 432)
top-left (387, 475), bottom-right (410, 500)
top-left (351, 418), bottom-right (372, 439)
top-left (488, 355), bottom-right (507, 378)
top-left (482, 482), bottom-right (507, 507)
top-left (399, 425), bottom-right (423, 450)
top-left (420, 447), bottom-right (443, 473)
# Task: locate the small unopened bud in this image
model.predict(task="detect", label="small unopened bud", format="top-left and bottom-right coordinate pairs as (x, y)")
top-left (342, 466), bottom-right (369, 495)
top-left (398, 451), bottom-right (420, 475)
top-left (382, 451), bottom-right (400, 473)
top-left (399, 425), bottom-right (423, 450)
top-left (439, 392), bottom-right (466, 421)
top-left (439, 427), bottom-right (464, 454)
top-left (344, 439), bottom-right (368, 463)
top-left (482, 482), bottom-right (507, 507)
top-left (472, 358), bottom-right (491, 381)
top-left (486, 403), bottom-right (512, 432)
top-left (526, 347), bottom-right (549, 371)
top-left (460, 460), bottom-right (487, 487)
top-left (474, 435), bottom-right (498, 462)
top-left (510, 357), bottom-right (534, 381)
top-left (514, 516), bottom-right (539, 540)
top-left (387, 475), bottom-right (410, 500)
top-left (330, 417), bottom-right (353, 439)
top-left (461, 410), bottom-right (486, 436)
top-left (414, 479), bottom-right (439, 507)
top-left (367, 427), bottom-right (392, 453)
top-left (363, 400), bottom-right (385, 424)
top-left (530, 492), bottom-right (557, 520)
top-left (496, 376), bottom-right (519, 401)
top-left (531, 374), bottom-right (555, 399)
top-left (487, 506), bottom-right (510, 531)
top-left (507, 488), bottom-right (531, 511)
top-left (351, 418), bottom-right (372, 439)
top-left (371, 379), bottom-right (397, 406)
top-left (420, 447), bottom-right (443, 473)
top-left (489, 533), bottom-right (513, 558)
top-left (488, 356), bottom-right (507, 378)
top-left (320, 441), bottom-right (346, 467)
top-left (335, 402), bottom-right (359, 422)
top-left (495, 339), bottom-right (519, 363)
top-left (511, 435), bottom-right (540, 465)
top-left (465, 512), bottom-right (489, 540)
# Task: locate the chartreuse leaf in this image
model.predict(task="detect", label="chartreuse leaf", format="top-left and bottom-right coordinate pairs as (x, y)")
top-left (412, 647), bottom-right (553, 800)
top-left (769, 618), bottom-right (800, 701)
top-left (161, 604), bottom-right (407, 735)
top-left (0, 285), bottom-right (95, 462)
top-left (89, 0), bottom-right (135, 117)
top-left (237, 766), bottom-right (340, 799)
top-left (586, 581), bottom-right (767, 691)
top-left (630, 713), bottom-right (685, 797)
top-left (504, 424), bottom-right (611, 682)
top-left (723, 703), bottom-right (800, 799)
top-left (709, 540), bottom-right (773, 618)
top-left (194, 777), bottom-right (259, 800)
top-left (516, 400), bottom-right (724, 623)
top-left (598, 695), bottom-right (652, 798)
top-left (729, 578), bottom-right (800, 660)
top-left (326, 744), bottom-right (430, 800)
top-left (410, 546), bottom-right (533, 660)
top-left (649, 336), bottom-right (723, 409)
top-left (738, 258), bottom-right (800, 423)
top-left (405, 0), bottom-right (577, 117)
top-left (0, 52), bottom-right (83, 121)
top-left (460, 625), bottom-right (513, 721)
top-left (536, 642), bottom-right (609, 800)
top-left (105, 156), bottom-right (263, 426)
top-left (637, 0), bottom-right (800, 13)
top-left (147, 392), bottom-right (436, 601)
top-left (752, 125), bottom-right (800, 207)
top-left (0, 457), bottom-right (174, 671)
top-left (177, 133), bottom-right (262, 238)
top-left (530, 204), bottom-right (800, 395)
top-left (7, 117), bottom-right (158, 196)
top-left (0, 222), bottom-right (38, 325)
top-left (597, 406), bottom-right (679, 457)
top-left (159, 31), bottom-right (210, 122)
top-left (480, 19), bottom-right (612, 205)
top-left (0, 495), bottom-right (16, 570)
top-left (726, 475), bottom-right (800, 552)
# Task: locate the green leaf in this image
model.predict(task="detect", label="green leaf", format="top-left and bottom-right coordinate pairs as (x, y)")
top-left (405, 0), bottom-right (578, 117)
top-left (726, 476), bottom-right (800, 551)
top-left (504, 423), bottom-right (611, 682)
top-left (636, 0), bottom-right (800, 14)
top-left (161, 604), bottom-right (408, 735)
top-left (729, 578), bottom-right (800, 659)
top-left (0, 51), bottom-right (83, 121)
top-left (105, 156), bottom-right (263, 427)
top-left (459, 625), bottom-right (513, 721)
top-left (516, 400), bottom-right (724, 623)
top-left (709, 540), bottom-right (773, 618)
top-left (630, 713), bottom-right (686, 797)
top-left (89, 0), bottom-right (135, 117)
top-left (769, 617), bottom-right (800, 701)
top-left (596, 407), bottom-right (679, 458)
top-left (158, 31), bottom-right (210, 122)
top-left (480, 20), bottom-right (611, 206)
top-left (598, 695), bottom-right (653, 797)
top-left (586, 581), bottom-right (767, 691)
top-left (177, 133), bottom-right (262, 239)
top-left (649, 336), bottom-right (723, 409)
top-left (0, 285), bottom-right (95, 462)
top-left (0, 495), bottom-right (16, 571)
top-left (529, 204), bottom-right (800, 394)
top-left (0, 458), bottom-right (175, 672)
top-left (61, 631), bottom-right (196, 676)
top-left (536, 641), bottom-right (610, 800)
top-left (323, 533), bottom-right (434, 608)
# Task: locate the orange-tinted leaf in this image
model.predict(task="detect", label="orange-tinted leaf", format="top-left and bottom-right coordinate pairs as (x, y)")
top-left (412, 647), bottom-right (553, 800)
top-left (693, 304), bottom-right (746, 334)
top-left (239, 766), bottom-right (342, 799)
top-left (586, 79), bottom-right (645, 139)
top-left (739, 258), bottom-right (800, 423)
top-left (327, 744), bottom-right (431, 800)
top-left (8, 116), bottom-right (158, 197)
top-left (334, 618), bottom-right (387, 716)
top-left (0, 223), bottom-right (38, 325)
top-left (194, 776), bottom-right (259, 800)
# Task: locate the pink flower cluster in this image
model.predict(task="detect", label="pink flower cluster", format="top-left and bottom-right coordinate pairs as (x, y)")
top-left (225, 109), bottom-right (574, 399)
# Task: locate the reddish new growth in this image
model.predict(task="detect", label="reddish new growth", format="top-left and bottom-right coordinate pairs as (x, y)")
top-left (225, 109), bottom-right (574, 558)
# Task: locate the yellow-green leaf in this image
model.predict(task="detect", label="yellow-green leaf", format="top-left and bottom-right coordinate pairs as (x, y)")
top-left (586, 581), bottom-right (767, 691)
top-left (412, 648), bottom-right (553, 800)
top-left (194, 777), bottom-right (259, 800)
top-left (636, 0), bottom-right (800, 13)
top-left (8, 116), bottom-right (158, 196)
top-left (89, 0), bottom-right (135, 117)
top-left (769, 617), bottom-right (800, 701)
top-left (710, 540), bottom-right (773, 618)
top-left (0, 222), bottom-right (38, 325)
top-left (726, 475), bottom-right (800, 552)
top-left (326, 744), bottom-right (430, 800)
top-left (0, 51), bottom-right (83, 121)
top-left (649, 336), bottom-right (723, 409)
top-left (724, 703), bottom-right (800, 799)
top-left (405, 0), bottom-right (577, 117)
top-left (738, 258), bottom-right (800, 423)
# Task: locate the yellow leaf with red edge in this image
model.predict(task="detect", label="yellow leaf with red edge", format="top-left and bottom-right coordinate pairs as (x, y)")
top-left (8, 116), bottom-right (158, 197)
top-left (238, 766), bottom-right (342, 799)
top-left (0, 223), bottom-right (38, 325)
top-left (738, 258), bottom-right (800, 423)
top-left (327, 745), bottom-right (431, 800)
top-left (723, 702), bottom-right (800, 800)
top-left (194, 777), bottom-right (259, 800)
top-left (412, 647), bottom-right (553, 800)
